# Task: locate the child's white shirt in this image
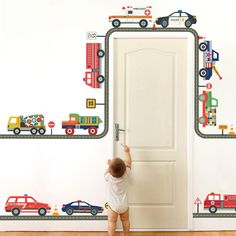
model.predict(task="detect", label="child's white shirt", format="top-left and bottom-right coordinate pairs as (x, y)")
top-left (105, 167), bottom-right (131, 214)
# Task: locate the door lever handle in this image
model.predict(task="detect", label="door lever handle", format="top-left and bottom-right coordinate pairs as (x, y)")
top-left (115, 123), bottom-right (125, 141)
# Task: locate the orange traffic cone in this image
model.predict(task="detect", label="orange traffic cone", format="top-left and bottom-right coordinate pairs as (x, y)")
top-left (52, 205), bottom-right (60, 216)
top-left (152, 23), bottom-right (156, 29)
top-left (229, 125), bottom-right (235, 135)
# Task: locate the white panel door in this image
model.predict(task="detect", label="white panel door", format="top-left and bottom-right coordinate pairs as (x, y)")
top-left (113, 37), bottom-right (188, 229)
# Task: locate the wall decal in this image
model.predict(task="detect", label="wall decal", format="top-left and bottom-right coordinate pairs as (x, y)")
top-left (199, 40), bottom-right (222, 81)
top-left (83, 43), bottom-right (105, 89)
top-left (155, 10), bottom-right (197, 28)
top-left (8, 114), bottom-right (46, 135)
top-left (1, 195), bottom-right (107, 221)
top-left (5, 194), bottom-right (51, 216)
top-left (48, 121), bottom-right (56, 135)
top-left (218, 124), bottom-right (228, 135)
top-left (228, 125), bottom-right (235, 135)
top-left (193, 193), bottom-right (236, 218)
top-left (109, 6), bottom-right (153, 28)
top-left (62, 113), bottom-right (102, 135)
top-left (61, 200), bottom-right (104, 216)
top-left (199, 90), bottom-right (218, 127)
top-left (52, 206), bottom-right (60, 216)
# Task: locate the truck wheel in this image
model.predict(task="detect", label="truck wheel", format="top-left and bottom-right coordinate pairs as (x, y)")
top-left (199, 94), bottom-right (208, 102)
top-left (112, 19), bottom-right (121, 28)
top-left (38, 207), bottom-right (47, 216)
top-left (209, 206), bottom-right (217, 213)
top-left (199, 116), bottom-right (207, 125)
top-left (91, 208), bottom-right (98, 216)
top-left (199, 42), bottom-right (208, 51)
top-left (38, 128), bottom-right (46, 135)
top-left (12, 208), bottom-right (20, 216)
top-left (97, 49), bottom-right (105, 58)
top-left (97, 75), bottom-right (105, 84)
top-left (185, 19), bottom-right (192, 28)
top-left (199, 68), bottom-right (208, 78)
top-left (30, 128), bottom-right (37, 135)
top-left (139, 19), bottom-right (148, 28)
top-left (13, 128), bottom-right (21, 135)
top-left (88, 127), bottom-right (98, 135)
top-left (65, 127), bottom-right (75, 135)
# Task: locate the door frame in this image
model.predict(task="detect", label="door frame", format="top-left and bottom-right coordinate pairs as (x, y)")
top-left (107, 29), bottom-right (197, 230)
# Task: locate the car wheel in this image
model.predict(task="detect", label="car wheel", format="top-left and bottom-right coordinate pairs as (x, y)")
top-left (139, 19), bottom-right (148, 28)
top-left (13, 128), bottom-right (21, 135)
top-left (66, 208), bottom-right (74, 215)
top-left (199, 68), bottom-right (208, 78)
top-left (112, 19), bottom-right (121, 28)
top-left (209, 206), bottom-right (217, 214)
top-left (161, 20), bottom-right (168, 28)
top-left (38, 207), bottom-right (47, 216)
top-left (97, 49), bottom-right (105, 58)
top-left (38, 128), bottom-right (46, 135)
top-left (97, 75), bottom-right (105, 84)
top-left (185, 19), bottom-right (192, 28)
top-left (12, 208), bottom-right (20, 216)
top-left (91, 208), bottom-right (98, 216)
top-left (199, 42), bottom-right (208, 51)
top-left (30, 127), bottom-right (37, 135)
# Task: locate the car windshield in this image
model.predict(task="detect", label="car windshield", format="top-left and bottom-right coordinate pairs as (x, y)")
top-left (27, 197), bottom-right (36, 203)
top-left (181, 12), bottom-right (188, 17)
top-left (70, 202), bottom-right (79, 206)
top-left (80, 202), bottom-right (89, 207)
top-left (169, 12), bottom-right (180, 17)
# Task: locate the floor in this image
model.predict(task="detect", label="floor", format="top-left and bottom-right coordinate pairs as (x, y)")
top-left (0, 232), bottom-right (236, 236)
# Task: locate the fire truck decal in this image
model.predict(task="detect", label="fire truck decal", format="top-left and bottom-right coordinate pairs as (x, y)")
top-left (83, 43), bottom-right (105, 89)
top-left (193, 193), bottom-right (236, 218)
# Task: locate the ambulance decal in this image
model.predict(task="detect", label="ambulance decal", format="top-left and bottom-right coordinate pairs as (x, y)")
top-left (109, 6), bottom-right (152, 28)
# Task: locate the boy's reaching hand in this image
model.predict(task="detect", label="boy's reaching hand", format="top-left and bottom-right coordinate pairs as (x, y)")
top-left (124, 145), bottom-right (132, 167)
top-left (124, 145), bottom-right (130, 153)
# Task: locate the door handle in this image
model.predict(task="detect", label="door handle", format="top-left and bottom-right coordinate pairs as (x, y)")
top-left (115, 123), bottom-right (125, 141)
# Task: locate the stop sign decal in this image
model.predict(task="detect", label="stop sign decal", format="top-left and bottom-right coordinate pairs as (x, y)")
top-left (206, 83), bottom-right (212, 89)
top-left (48, 121), bottom-right (55, 129)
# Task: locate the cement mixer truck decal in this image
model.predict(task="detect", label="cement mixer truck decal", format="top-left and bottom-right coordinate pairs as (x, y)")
top-left (8, 114), bottom-right (46, 135)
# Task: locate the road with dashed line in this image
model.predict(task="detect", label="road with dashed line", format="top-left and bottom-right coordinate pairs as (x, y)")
top-left (193, 213), bottom-right (236, 218)
top-left (0, 215), bottom-right (108, 221)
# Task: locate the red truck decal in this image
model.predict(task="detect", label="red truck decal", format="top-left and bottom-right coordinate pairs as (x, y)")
top-left (83, 43), bottom-right (105, 89)
top-left (204, 193), bottom-right (236, 213)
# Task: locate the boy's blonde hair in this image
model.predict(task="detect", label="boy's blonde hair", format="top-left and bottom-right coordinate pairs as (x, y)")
top-left (109, 157), bottom-right (126, 178)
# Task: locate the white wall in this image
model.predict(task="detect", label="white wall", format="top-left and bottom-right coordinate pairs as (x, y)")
top-left (0, 0), bottom-right (236, 231)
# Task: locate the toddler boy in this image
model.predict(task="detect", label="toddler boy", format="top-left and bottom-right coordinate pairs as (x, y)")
top-left (104, 145), bottom-right (132, 236)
